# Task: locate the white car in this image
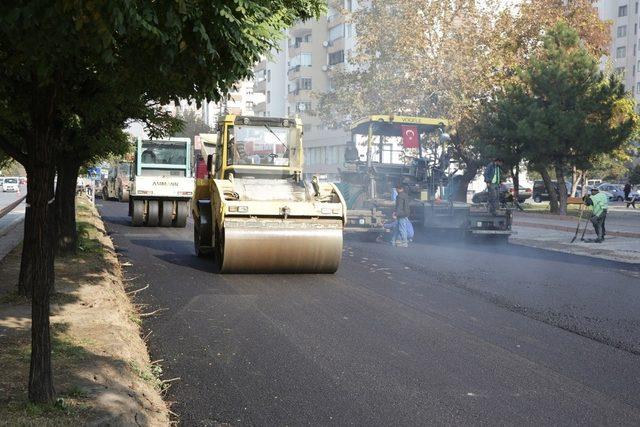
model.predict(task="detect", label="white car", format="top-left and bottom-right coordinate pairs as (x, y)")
top-left (2, 177), bottom-right (19, 192)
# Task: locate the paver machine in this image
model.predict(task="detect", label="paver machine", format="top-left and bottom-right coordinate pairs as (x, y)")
top-left (129, 137), bottom-right (194, 227)
top-left (192, 115), bottom-right (347, 273)
top-left (338, 115), bottom-right (512, 240)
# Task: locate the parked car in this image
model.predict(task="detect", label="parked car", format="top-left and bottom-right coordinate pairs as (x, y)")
top-left (2, 177), bottom-right (19, 192)
top-left (0, 177), bottom-right (4, 189)
top-left (597, 183), bottom-right (625, 201)
top-left (532, 180), bottom-right (572, 203)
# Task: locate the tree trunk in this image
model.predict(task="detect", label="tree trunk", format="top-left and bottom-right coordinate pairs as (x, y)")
top-left (571, 166), bottom-right (582, 197)
top-left (454, 161), bottom-right (480, 202)
top-left (25, 145), bottom-right (57, 404)
top-left (555, 162), bottom-right (568, 216)
top-left (55, 161), bottom-right (80, 255)
top-left (539, 167), bottom-right (559, 213)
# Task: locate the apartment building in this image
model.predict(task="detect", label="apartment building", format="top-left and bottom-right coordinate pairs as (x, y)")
top-left (596, 0), bottom-right (640, 106)
top-left (252, 1), bottom-right (359, 179)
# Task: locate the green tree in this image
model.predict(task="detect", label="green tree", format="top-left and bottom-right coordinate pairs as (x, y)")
top-left (0, 0), bottom-right (324, 404)
top-left (488, 23), bottom-right (636, 214)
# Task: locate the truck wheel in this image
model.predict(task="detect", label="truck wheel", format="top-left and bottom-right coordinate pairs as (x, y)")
top-left (174, 201), bottom-right (188, 228)
top-left (160, 201), bottom-right (173, 227)
top-left (147, 200), bottom-right (159, 227)
top-left (132, 200), bottom-right (144, 226)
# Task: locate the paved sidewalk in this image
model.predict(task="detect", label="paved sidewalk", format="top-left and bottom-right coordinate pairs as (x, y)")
top-left (511, 210), bottom-right (640, 264)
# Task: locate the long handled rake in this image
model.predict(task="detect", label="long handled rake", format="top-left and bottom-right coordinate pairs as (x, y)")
top-left (570, 205), bottom-right (585, 243)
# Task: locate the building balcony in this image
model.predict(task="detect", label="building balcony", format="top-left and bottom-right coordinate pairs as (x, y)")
top-left (254, 101), bottom-right (267, 113)
top-left (254, 79), bottom-right (267, 93)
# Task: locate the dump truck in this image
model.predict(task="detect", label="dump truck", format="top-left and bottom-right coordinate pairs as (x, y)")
top-left (192, 115), bottom-right (346, 273)
top-left (338, 115), bottom-right (512, 241)
top-left (102, 161), bottom-right (132, 202)
top-left (129, 137), bottom-right (194, 227)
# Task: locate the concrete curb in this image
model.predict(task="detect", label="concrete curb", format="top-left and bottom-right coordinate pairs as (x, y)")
top-left (513, 220), bottom-right (640, 239)
top-left (510, 236), bottom-right (640, 264)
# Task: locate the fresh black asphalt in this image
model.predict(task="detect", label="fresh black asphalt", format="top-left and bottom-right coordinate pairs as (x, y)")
top-left (98, 200), bottom-right (640, 425)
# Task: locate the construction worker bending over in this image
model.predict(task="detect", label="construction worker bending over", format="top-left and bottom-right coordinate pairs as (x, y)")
top-left (483, 157), bottom-right (504, 215)
top-left (585, 187), bottom-right (608, 243)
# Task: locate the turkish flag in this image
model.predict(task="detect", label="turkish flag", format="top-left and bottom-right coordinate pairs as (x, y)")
top-left (401, 125), bottom-right (419, 149)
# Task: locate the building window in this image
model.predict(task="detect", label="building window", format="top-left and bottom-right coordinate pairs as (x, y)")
top-left (617, 46), bottom-right (627, 58)
top-left (245, 101), bottom-right (254, 109)
top-left (635, 44), bottom-right (637, 56)
top-left (615, 66), bottom-right (626, 78)
top-left (300, 78), bottom-right (312, 90)
top-left (346, 23), bottom-right (353, 38)
top-left (296, 101), bottom-right (312, 113)
top-left (636, 2), bottom-right (638, 13)
top-left (618, 25), bottom-right (627, 38)
top-left (301, 53), bottom-right (312, 66)
top-left (619, 5), bottom-right (628, 17)
top-left (266, 91), bottom-right (271, 103)
top-left (267, 70), bottom-right (271, 82)
top-left (634, 64), bottom-right (637, 76)
top-left (329, 50), bottom-right (345, 65)
top-left (328, 24), bottom-right (345, 42)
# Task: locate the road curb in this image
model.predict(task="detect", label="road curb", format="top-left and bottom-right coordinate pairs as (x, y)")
top-left (510, 237), bottom-right (640, 264)
top-left (513, 220), bottom-right (640, 238)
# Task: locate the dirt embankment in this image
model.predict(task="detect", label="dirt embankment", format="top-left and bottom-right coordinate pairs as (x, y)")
top-left (0, 199), bottom-right (169, 425)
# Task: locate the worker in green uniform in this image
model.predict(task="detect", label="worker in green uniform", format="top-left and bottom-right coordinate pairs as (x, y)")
top-left (483, 157), bottom-right (504, 215)
top-left (585, 187), bottom-right (608, 243)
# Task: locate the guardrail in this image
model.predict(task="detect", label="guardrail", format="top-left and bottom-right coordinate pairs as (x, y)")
top-left (0, 194), bottom-right (27, 220)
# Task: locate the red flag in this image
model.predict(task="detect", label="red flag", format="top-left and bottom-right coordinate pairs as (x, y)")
top-left (401, 125), bottom-right (419, 149)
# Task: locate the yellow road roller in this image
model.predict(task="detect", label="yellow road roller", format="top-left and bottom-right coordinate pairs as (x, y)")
top-left (192, 115), bottom-right (346, 273)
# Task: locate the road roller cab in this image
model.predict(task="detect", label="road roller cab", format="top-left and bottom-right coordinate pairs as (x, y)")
top-left (192, 115), bottom-right (347, 273)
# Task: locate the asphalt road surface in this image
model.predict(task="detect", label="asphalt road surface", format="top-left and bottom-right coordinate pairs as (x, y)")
top-left (98, 199), bottom-right (640, 426)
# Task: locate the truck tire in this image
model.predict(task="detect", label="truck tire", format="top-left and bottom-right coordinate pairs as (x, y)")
top-left (174, 201), bottom-right (188, 228)
top-left (160, 201), bottom-right (173, 227)
top-left (132, 200), bottom-right (144, 226)
top-left (147, 200), bottom-right (160, 227)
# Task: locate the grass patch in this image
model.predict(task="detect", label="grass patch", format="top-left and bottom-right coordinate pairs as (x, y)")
top-left (128, 361), bottom-right (164, 391)
top-left (77, 220), bottom-right (103, 254)
top-left (521, 202), bottom-right (585, 217)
